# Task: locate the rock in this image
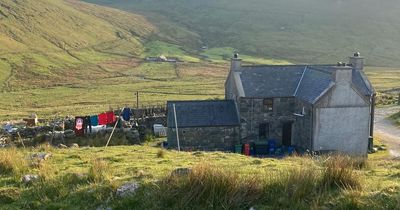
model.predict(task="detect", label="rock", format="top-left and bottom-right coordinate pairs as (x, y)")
top-left (58, 144), bottom-right (68, 149)
top-left (171, 168), bottom-right (192, 177)
top-left (116, 182), bottom-right (140, 197)
top-left (64, 129), bottom-right (75, 139)
top-left (31, 152), bottom-right (52, 161)
top-left (96, 205), bottom-right (112, 210)
top-left (249, 207), bottom-right (256, 210)
top-left (22, 174), bottom-right (39, 184)
top-left (378, 146), bottom-right (387, 151)
top-left (70, 143), bottom-right (79, 148)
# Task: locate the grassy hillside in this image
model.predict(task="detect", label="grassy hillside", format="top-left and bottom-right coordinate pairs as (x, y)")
top-left (85, 0), bottom-right (400, 67)
top-left (0, 0), bottom-right (398, 121)
top-left (0, 0), bottom-right (154, 91)
top-left (0, 143), bottom-right (399, 209)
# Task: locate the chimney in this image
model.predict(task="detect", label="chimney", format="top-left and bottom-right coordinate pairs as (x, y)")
top-left (333, 62), bottom-right (352, 84)
top-left (230, 53), bottom-right (242, 71)
top-left (349, 52), bottom-right (364, 71)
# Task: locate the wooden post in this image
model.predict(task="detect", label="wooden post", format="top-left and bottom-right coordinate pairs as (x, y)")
top-left (398, 93), bottom-right (400, 105)
top-left (49, 115), bottom-right (57, 145)
top-left (17, 132), bottom-right (25, 149)
top-left (135, 91), bottom-right (139, 109)
top-left (105, 109), bottom-right (123, 148)
top-left (173, 103), bottom-right (180, 151)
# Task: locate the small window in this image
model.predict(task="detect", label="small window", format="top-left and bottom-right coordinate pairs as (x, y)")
top-left (263, 99), bottom-right (273, 112)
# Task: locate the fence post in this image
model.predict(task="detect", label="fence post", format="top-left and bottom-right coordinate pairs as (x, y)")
top-left (398, 93), bottom-right (400, 105)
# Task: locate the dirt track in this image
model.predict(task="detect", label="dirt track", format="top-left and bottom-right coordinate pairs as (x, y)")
top-left (374, 106), bottom-right (400, 157)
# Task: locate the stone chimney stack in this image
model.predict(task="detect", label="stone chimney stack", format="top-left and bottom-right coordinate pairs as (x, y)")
top-left (349, 52), bottom-right (364, 71)
top-left (230, 53), bottom-right (242, 71)
top-left (333, 62), bottom-right (353, 84)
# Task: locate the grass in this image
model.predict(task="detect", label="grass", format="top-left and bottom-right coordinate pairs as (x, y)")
top-left (0, 144), bottom-right (399, 209)
top-left (86, 0), bottom-right (400, 67)
top-left (389, 111), bottom-right (400, 126)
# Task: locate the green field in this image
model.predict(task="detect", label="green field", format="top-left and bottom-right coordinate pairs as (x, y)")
top-left (0, 140), bottom-right (399, 209)
top-left (0, 0), bottom-right (399, 121)
top-left (85, 0), bottom-right (400, 67)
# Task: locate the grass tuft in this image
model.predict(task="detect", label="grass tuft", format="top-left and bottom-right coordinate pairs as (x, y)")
top-left (0, 148), bottom-right (28, 177)
top-left (321, 155), bottom-right (362, 190)
top-left (150, 164), bottom-right (263, 209)
top-left (156, 149), bottom-right (166, 158)
top-left (88, 158), bottom-right (113, 183)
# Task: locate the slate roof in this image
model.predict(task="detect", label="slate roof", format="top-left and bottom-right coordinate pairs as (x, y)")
top-left (236, 65), bottom-right (374, 104)
top-left (295, 67), bottom-right (335, 104)
top-left (239, 66), bottom-right (304, 98)
top-left (167, 100), bottom-right (240, 128)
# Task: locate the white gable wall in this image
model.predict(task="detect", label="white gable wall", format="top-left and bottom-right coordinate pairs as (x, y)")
top-left (313, 81), bottom-right (370, 155)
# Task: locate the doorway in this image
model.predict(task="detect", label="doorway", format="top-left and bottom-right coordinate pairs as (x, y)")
top-left (259, 123), bottom-right (269, 139)
top-left (282, 122), bottom-right (292, 146)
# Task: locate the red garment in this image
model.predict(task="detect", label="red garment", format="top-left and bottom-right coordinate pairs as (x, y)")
top-left (106, 111), bottom-right (116, 124)
top-left (98, 113), bottom-right (108, 125)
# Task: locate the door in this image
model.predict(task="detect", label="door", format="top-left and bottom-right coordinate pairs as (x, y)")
top-left (259, 123), bottom-right (269, 139)
top-left (282, 122), bottom-right (292, 146)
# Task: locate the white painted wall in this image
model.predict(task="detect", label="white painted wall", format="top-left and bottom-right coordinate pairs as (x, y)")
top-left (313, 107), bottom-right (370, 155)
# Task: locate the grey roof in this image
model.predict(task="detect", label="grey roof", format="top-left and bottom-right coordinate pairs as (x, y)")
top-left (167, 100), bottom-right (240, 128)
top-left (352, 70), bottom-right (374, 96)
top-left (239, 66), bottom-right (304, 98)
top-left (236, 65), bottom-right (374, 104)
top-left (295, 67), bottom-right (335, 104)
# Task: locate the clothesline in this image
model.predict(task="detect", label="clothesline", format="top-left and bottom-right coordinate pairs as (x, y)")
top-left (74, 108), bottom-right (132, 137)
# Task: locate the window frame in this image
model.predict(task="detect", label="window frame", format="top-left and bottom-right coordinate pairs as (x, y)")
top-left (263, 98), bottom-right (274, 112)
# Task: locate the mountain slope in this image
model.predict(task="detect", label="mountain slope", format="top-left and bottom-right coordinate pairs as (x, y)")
top-left (85, 0), bottom-right (400, 67)
top-left (0, 0), bottom-right (154, 90)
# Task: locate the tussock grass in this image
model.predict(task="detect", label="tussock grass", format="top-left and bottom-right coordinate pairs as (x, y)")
top-left (0, 148), bottom-right (28, 177)
top-left (88, 158), bottom-right (113, 183)
top-left (156, 149), bottom-right (166, 158)
top-left (321, 155), bottom-right (363, 190)
top-left (146, 164), bottom-right (264, 210)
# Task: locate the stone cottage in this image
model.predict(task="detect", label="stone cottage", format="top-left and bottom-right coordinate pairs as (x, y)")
top-left (167, 100), bottom-right (240, 151)
top-left (168, 52), bottom-right (375, 155)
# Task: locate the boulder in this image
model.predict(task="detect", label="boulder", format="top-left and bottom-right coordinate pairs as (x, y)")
top-left (22, 174), bottom-right (39, 184)
top-left (31, 153), bottom-right (52, 161)
top-left (171, 168), bottom-right (192, 177)
top-left (58, 144), bottom-right (68, 149)
top-left (70, 143), bottom-right (79, 148)
top-left (116, 182), bottom-right (140, 197)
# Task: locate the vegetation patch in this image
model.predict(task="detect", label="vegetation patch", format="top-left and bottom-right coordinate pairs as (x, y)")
top-left (389, 111), bottom-right (400, 126)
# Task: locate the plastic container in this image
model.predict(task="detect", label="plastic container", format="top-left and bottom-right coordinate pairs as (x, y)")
top-left (244, 144), bottom-right (250, 156)
top-left (234, 144), bottom-right (242, 154)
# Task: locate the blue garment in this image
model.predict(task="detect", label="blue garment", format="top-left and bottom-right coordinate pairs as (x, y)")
top-left (122, 108), bottom-right (132, 121)
top-left (90, 115), bottom-right (99, 126)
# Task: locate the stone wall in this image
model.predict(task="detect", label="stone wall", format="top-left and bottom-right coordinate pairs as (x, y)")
top-left (292, 100), bottom-right (313, 151)
top-left (238, 97), bottom-right (296, 144)
top-left (167, 126), bottom-right (240, 151)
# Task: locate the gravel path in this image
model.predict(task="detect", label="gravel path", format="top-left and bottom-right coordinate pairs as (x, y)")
top-left (374, 106), bottom-right (400, 157)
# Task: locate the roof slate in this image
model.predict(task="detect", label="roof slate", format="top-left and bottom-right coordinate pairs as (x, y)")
top-left (295, 67), bottom-right (335, 104)
top-left (236, 65), bottom-right (373, 104)
top-left (167, 100), bottom-right (240, 128)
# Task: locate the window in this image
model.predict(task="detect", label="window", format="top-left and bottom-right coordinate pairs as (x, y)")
top-left (263, 99), bottom-right (273, 112)
top-left (259, 123), bottom-right (270, 139)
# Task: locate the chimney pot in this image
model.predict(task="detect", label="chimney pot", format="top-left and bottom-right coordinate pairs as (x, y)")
top-left (230, 53), bottom-right (242, 71)
top-left (349, 52), bottom-right (364, 71)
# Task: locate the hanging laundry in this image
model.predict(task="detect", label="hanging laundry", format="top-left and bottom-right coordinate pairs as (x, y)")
top-left (90, 115), bottom-right (99, 126)
top-left (98, 113), bottom-right (108, 125)
top-left (85, 116), bottom-right (92, 134)
top-left (106, 111), bottom-right (116, 124)
top-left (74, 117), bottom-right (85, 137)
top-left (122, 107), bottom-right (132, 121)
